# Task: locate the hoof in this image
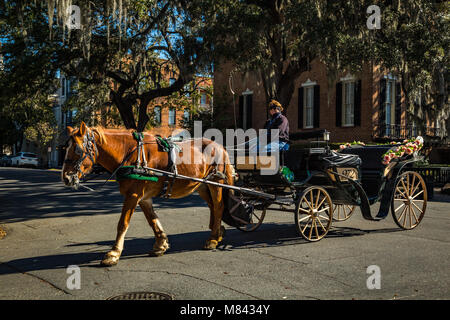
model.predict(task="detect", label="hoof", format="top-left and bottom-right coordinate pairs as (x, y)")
top-left (100, 257), bottom-right (119, 267)
top-left (149, 238), bottom-right (169, 257)
top-left (203, 239), bottom-right (219, 250)
top-left (100, 251), bottom-right (120, 267)
top-left (149, 250), bottom-right (166, 257)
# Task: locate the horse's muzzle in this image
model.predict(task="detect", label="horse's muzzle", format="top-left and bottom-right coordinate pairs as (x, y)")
top-left (62, 173), bottom-right (80, 190)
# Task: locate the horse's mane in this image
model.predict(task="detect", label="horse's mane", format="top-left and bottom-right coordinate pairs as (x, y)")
top-left (91, 126), bottom-right (107, 144)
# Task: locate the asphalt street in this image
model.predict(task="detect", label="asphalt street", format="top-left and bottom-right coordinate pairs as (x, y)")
top-left (0, 167), bottom-right (449, 300)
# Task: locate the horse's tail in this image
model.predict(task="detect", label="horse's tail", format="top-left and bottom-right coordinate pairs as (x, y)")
top-left (223, 148), bottom-right (235, 187)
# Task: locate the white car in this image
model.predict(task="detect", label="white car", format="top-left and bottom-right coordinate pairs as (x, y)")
top-left (11, 152), bottom-right (39, 168)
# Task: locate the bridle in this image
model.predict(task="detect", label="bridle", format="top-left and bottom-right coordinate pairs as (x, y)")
top-left (64, 129), bottom-right (98, 189)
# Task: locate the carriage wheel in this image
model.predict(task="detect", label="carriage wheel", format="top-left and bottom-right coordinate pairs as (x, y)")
top-left (235, 203), bottom-right (267, 232)
top-left (391, 171), bottom-right (427, 230)
top-left (333, 204), bottom-right (355, 222)
top-left (295, 186), bottom-right (333, 242)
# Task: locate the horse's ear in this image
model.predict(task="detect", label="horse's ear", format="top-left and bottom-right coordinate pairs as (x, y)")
top-left (67, 126), bottom-right (74, 135)
top-left (79, 122), bottom-right (87, 136)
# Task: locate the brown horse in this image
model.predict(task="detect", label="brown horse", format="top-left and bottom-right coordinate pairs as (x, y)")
top-left (61, 122), bottom-right (234, 266)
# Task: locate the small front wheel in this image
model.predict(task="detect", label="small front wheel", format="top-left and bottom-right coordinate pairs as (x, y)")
top-left (236, 205), bottom-right (266, 232)
top-left (295, 186), bottom-right (333, 241)
top-left (333, 204), bottom-right (355, 222)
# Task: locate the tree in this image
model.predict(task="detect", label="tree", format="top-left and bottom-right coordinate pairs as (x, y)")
top-left (207, 0), bottom-right (448, 137)
top-left (0, 0), bottom-right (215, 132)
top-left (371, 0), bottom-right (449, 138)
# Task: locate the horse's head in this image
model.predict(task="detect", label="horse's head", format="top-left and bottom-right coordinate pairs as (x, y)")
top-left (62, 121), bottom-right (98, 189)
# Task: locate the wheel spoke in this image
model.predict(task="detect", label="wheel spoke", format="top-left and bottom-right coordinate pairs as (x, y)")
top-left (319, 214), bottom-right (330, 221)
top-left (298, 207), bottom-right (310, 214)
top-left (397, 205), bottom-right (407, 222)
top-left (316, 216), bottom-right (327, 232)
top-left (304, 197), bottom-right (314, 211)
top-left (402, 206), bottom-right (409, 228)
top-left (308, 219), bottom-right (314, 239)
top-left (315, 190), bottom-right (321, 208)
top-left (317, 206), bottom-right (330, 213)
top-left (410, 180), bottom-right (420, 198)
top-left (317, 196), bottom-right (327, 210)
top-left (400, 178), bottom-right (408, 196)
top-left (394, 203), bottom-right (405, 213)
top-left (298, 214), bottom-right (312, 222)
top-left (411, 190), bottom-right (424, 200)
top-left (410, 205), bottom-right (420, 224)
top-left (396, 186), bottom-right (408, 199)
top-left (411, 201), bottom-right (423, 214)
top-left (302, 217), bottom-right (312, 233)
top-left (406, 174), bottom-right (410, 196)
top-left (314, 219), bottom-right (320, 239)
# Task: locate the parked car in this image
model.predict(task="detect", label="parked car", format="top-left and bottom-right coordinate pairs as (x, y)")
top-left (0, 155), bottom-right (13, 167)
top-left (10, 152), bottom-right (39, 168)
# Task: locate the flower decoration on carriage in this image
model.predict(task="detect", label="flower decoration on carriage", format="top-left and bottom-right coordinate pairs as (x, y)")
top-left (381, 136), bottom-right (423, 165)
top-left (338, 140), bottom-right (366, 150)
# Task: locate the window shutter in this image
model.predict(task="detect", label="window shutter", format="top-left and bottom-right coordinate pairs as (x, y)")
top-left (246, 94), bottom-right (253, 129)
top-left (395, 82), bottom-right (401, 125)
top-left (238, 95), bottom-right (244, 129)
top-left (354, 80), bottom-right (362, 126)
top-left (298, 87), bottom-right (304, 129)
top-left (379, 78), bottom-right (387, 126)
top-left (336, 82), bottom-right (342, 127)
top-left (313, 85), bottom-right (320, 128)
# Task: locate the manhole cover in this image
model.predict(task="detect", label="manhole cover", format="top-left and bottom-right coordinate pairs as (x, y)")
top-left (107, 292), bottom-right (173, 300)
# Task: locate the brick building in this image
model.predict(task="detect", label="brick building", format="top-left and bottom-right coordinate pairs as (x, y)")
top-left (214, 59), bottom-right (435, 144)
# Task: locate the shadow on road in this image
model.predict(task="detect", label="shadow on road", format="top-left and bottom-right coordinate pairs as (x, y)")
top-left (0, 168), bottom-right (208, 223)
top-left (0, 222), bottom-right (402, 276)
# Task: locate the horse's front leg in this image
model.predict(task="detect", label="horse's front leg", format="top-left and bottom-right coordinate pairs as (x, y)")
top-left (139, 198), bottom-right (170, 257)
top-left (101, 194), bottom-right (139, 266)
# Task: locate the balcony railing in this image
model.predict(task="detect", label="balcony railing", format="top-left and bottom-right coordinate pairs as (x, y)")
top-left (373, 124), bottom-right (446, 140)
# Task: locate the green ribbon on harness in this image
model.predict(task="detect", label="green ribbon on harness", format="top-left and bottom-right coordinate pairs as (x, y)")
top-left (116, 166), bottom-right (159, 182)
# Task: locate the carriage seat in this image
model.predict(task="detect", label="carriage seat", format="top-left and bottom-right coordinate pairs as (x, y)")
top-left (323, 151), bottom-right (361, 168)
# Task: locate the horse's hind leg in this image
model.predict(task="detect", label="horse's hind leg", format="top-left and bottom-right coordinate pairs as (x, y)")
top-left (203, 186), bottom-right (226, 250)
top-left (101, 194), bottom-right (139, 266)
top-left (139, 198), bottom-right (169, 257)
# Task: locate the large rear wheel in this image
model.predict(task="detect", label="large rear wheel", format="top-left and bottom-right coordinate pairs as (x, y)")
top-left (391, 171), bottom-right (427, 230)
top-left (295, 186), bottom-right (333, 241)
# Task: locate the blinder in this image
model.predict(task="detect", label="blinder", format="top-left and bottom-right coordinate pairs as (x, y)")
top-left (64, 130), bottom-right (98, 181)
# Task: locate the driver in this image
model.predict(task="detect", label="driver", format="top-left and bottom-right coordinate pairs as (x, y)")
top-left (263, 100), bottom-right (290, 152)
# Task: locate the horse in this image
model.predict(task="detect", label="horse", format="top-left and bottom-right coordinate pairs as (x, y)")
top-left (61, 121), bottom-right (234, 266)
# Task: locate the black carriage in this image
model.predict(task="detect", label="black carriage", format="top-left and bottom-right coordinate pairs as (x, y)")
top-left (223, 130), bottom-right (427, 241)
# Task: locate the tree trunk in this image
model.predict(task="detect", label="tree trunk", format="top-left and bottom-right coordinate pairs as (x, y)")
top-left (111, 91), bottom-right (137, 129)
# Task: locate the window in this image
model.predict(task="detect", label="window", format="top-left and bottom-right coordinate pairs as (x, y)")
top-left (200, 94), bottom-right (207, 105)
top-left (61, 78), bottom-right (66, 96)
top-left (168, 108), bottom-right (176, 126)
top-left (169, 78), bottom-right (176, 86)
top-left (385, 79), bottom-right (396, 135)
top-left (239, 90), bottom-right (253, 130)
top-left (342, 81), bottom-right (355, 126)
top-left (153, 106), bottom-right (161, 125)
top-left (299, 80), bottom-right (320, 129)
top-left (304, 86), bottom-right (314, 129)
